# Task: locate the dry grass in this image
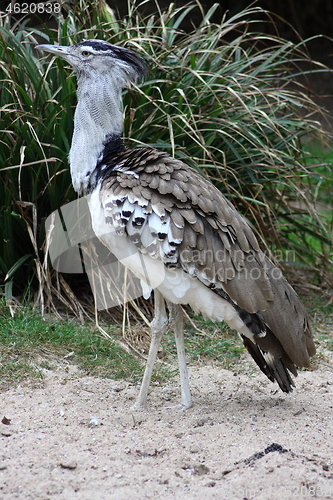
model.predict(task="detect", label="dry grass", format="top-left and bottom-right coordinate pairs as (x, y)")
top-left (0, 0), bottom-right (332, 319)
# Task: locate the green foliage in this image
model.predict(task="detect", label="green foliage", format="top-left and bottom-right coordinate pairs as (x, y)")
top-left (0, 300), bottom-right (244, 389)
top-left (0, 296), bottom-right (247, 389)
top-left (0, 302), bottom-right (144, 389)
top-left (0, 19), bottom-right (75, 291)
top-left (165, 316), bottom-right (244, 369)
top-left (1, 296), bottom-right (330, 390)
top-left (0, 0), bottom-right (332, 304)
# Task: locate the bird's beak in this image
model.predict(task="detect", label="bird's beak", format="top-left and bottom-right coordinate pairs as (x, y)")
top-left (36, 44), bottom-right (72, 61)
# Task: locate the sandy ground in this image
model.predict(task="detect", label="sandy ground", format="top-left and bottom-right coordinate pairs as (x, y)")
top-left (1, 350), bottom-right (333, 500)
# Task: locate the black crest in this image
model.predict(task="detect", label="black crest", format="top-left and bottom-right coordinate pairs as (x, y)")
top-left (77, 39), bottom-right (148, 80)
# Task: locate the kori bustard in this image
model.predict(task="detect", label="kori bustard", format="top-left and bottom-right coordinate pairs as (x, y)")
top-left (37, 40), bottom-right (315, 409)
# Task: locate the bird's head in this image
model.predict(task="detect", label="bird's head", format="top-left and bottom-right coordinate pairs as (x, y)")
top-left (36, 39), bottom-right (147, 86)
top-left (37, 40), bottom-right (148, 194)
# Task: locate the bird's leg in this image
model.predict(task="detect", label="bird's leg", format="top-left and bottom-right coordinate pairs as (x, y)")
top-left (168, 303), bottom-right (193, 410)
top-left (132, 290), bottom-right (168, 409)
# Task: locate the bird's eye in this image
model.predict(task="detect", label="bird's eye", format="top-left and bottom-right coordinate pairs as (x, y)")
top-left (82, 51), bottom-right (91, 57)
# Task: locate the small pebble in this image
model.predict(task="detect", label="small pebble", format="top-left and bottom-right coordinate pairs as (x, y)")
top-left (194, 418), bottom-right (206, 427)
top-left (89, 416), bottom-right (99, 426)
top-left (158, 477), bottom-right (169, 485)
top-left (204, 480), bottom-right (216, 487)
top-left (1, 430), bottom-right (12, 437)
top-left (60, 460), bottom-right (77, 470)
top-left (194, 464), bottom-right (210, 476)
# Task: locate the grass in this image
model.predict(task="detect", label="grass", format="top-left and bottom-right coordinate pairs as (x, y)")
top-left (0, 1), bottom-right (332, 389)
top-left (281, 141), bottom-right (333, 279)
top-left (164, 315), bottom-right (244, 368)
top-left (303, 143), bottom-right (333, 206)
top-left (0, 0), bottom-right (332, 313)
top-left (1, 292), bottom-right (332, 391)
top-left (0, 299), bottom-right (245, 391)
top-left (0, 302), bottom-right (144, 390)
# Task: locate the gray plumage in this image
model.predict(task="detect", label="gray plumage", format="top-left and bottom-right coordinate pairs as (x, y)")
top-left (37, 39), bottom-right (315, 407)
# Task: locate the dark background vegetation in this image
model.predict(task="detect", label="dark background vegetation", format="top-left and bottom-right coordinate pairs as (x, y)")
top-left (110, 0), bottom-right (333, 113)
top-left (0, 0), bottom-right (332, 311)
top-left (0, 0), bottom-right (332, 389)
top-left (110, 0), bottom-right (333, 40)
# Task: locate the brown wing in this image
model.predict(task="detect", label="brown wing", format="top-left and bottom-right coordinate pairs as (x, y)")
top-left (100, 146), bottom-right (315, 367)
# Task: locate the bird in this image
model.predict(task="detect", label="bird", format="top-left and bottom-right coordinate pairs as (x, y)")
top-left (37, 39), bottom-right (316, 409)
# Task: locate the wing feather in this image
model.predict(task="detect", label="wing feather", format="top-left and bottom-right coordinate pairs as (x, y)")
top-left (99, 146), bottom-right (314, 368)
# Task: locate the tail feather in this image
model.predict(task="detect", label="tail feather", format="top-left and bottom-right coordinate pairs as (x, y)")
top-left (241, 335), bottom-right (275, 383)
top-left (213, 285), bottom-right (311, 393)
top-left (242, 334), bottom-right (296, 393)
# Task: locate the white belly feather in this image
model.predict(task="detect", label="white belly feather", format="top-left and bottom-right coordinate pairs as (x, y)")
top-left (88, 189), bottom-right (254, 339)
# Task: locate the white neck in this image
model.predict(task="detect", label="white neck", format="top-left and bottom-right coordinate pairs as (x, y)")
top-left (69, 73), bottom-right (123, 194)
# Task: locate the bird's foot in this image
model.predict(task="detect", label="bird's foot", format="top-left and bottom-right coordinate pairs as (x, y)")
top-left (130, 402), bottom-right (147, 411)
top-left (165, 402), bottom-right (193, 411)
